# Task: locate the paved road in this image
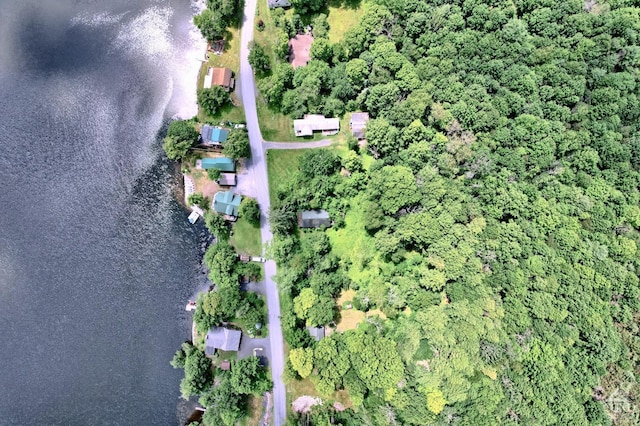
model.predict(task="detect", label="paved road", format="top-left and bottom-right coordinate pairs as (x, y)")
top-left (263, 140), bottom-right (332, 150)
top-left (239, 0), bottom-right (287, 424)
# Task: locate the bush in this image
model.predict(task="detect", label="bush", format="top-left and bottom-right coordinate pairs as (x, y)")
top-left (207, 168), bottom-right (221, 181)
top-left (188, 193), bottom-right (208, 209)
top-left (239, 198), bottom-right (260, 226)
top-left (197, 87), bottom-right (229, 116)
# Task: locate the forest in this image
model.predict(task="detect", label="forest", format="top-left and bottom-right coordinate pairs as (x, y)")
top-left (252, 0), bottom-right (640, 424)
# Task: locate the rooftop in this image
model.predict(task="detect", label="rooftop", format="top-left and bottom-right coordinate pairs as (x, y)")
top-left (198, 157), bottom-right (235, 172)
top-left (293, 115), bottom-right (340, 137)
top-left (213, 190), bottom-right (242, 217)
top-left (205, 327), bottom-right (242, 354)
top-left (201, 125), bottom-right (229, 144)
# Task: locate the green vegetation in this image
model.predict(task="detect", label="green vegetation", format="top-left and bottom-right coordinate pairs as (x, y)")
top-left (223, 129), bottom-right (251, 160)
top-left (266, 149), bottom-right (308, 200)
top-left (230, 215), bottom-right (262, 257)
top-left (172, 240), bottom-right (270, 425)
top-left (187, 192), bottom-right (209, 210)
top-left (207, 168), bottom-right (221, 181)
top-left (197, 87), bottom-right (230, 117)
top-left (193, 0), bottom-right (241, 44)
top-left (266, 0), bottom-right (640, 409)
top-left (239, 198), bottom-right (260, 227)
top-left (162, 119), bottom-right (199, 160)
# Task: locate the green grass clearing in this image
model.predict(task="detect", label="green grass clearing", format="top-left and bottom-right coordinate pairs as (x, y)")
top-left (230, 216), bottom-right (262, 256)
top-left (327, 1), bottom-right (367, 44)
top-left (266, 149), bottom-right (308, 200)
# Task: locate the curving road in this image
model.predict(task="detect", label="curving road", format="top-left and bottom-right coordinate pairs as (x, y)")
top-left (238, 0), bottom-right (286, 424)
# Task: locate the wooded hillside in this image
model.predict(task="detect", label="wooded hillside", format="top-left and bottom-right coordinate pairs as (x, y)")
top-left (257, 1), bottom-right (640, 424)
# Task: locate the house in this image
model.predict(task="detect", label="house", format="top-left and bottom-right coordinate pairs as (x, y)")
top-left (204, 67), bottom-right (234, 91)
top-left (349, 112), bottom-right (370, 139)
top-left (293, 114), bottom-right (340, 137)
top-left (306, 326), bottom-right (325, 341)
top-left (201, 125), bottom-right (229, 144)
top-left (213, 190), bottom-right (242, 218)
top-left (218, 173), bottom-right (237, 186)
top-left (204, 327), bottom-right (242, 355)
top-left (196, 157), bottom-right (235, 172)
top-left (267, 0), bottom-right (291, 8)
top-left (297, 209), bottom-right (331, 228)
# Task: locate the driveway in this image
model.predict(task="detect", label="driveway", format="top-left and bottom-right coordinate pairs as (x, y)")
top-left (263, 140), bottom-right (332, 150)
top-left (239, 0), bottom-right (287, 424)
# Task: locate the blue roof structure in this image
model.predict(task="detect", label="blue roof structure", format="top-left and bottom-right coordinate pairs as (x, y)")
top-left (201, 157), bottom-right (235, 172)
top-left (213, 191), bottom-right (242, 217)
top-left (201, 125), bottom-right (229, 144)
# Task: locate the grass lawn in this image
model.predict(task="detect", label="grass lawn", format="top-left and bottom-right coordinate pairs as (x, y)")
top-left (230, 216), bottom-right (262, 256)
top-left (286, 377), bottom-right (352, 409)
top-left (327, 1), bottom-right (367, 44)
top-left (266, 149), bottom-right (308, 200)
top-left (241, 395), bottom-right (264, 426)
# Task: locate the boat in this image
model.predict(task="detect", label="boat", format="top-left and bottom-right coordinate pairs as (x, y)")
top-left (185, 300), bottom-right (197, 312)
top-left (188, 211), bottom-right (200, 224)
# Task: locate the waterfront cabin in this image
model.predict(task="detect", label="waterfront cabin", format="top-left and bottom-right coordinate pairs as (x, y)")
top-left (196, 157), bottom-right (235, 172)
top-left (213, 190), bottom-right (242, 220)
top-left (297, 209), bottom-right (332, 228)
top-left (204, 67), bottom-right (234, 92)
top-left (205, 327), bottom-right (242, 355)
top-left (201, 125), bottom-right (229, 145)
top-left (293, 114), bottom-right (339, 137)
top-left (349, 112), bottom-right (370, 139)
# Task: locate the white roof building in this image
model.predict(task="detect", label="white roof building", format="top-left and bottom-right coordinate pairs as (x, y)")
top-left (293, 114), bottom-right (340, 137)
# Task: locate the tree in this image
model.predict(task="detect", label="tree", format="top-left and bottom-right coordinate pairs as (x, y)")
top-left (293, 288), bottom-right (334, 326)
top-left (197, 86), bottom-right (229, 116)
top-left (194, 9), bottom-right (226, 43)
top-left (310, 38), bottom-right (333, 63)
top-left (291, 0), bottom-right (326, 15)
top-left (200, 376), bottom-right (244, 426)
top-left (268, 204), bottom-right (296, 235)
top-left (180, 348), bottom-right (212, 398)
top-left (162, 120), bottom-right (198, 160)
top-left (204, 211), bottom-right (230, 240)
top-left (248, 42), bottom-right (270, 75)
top-left (312, 14), bottom-right (329, 38)
top-left (204, 241), bottom-right (239, 286)
top-left (290, 347), bottom-right (314, 378)
top-left (223, 130), bottom-right (250, 159)
top-left (239, 198), bottom-right (260, 226)
top-left (345, 58), bottom-right (369, 90)
top-left (365, 117), bottom-right (400, 158)
top-left (188, 193), bottom-right (208, 209)
top-left (230, 356), bottom-right (272, 395)
top-left (207, 168), bottom-right (221, 180)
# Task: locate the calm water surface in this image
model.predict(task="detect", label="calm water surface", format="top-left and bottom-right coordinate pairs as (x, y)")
top-left (0, 0), bottom-right (208, 424)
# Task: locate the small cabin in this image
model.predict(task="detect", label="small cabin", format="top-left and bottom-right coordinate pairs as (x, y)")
top-left (196, 157), bottom-right (235, 172)
top-left (298, 210), bottom-right (331, 228)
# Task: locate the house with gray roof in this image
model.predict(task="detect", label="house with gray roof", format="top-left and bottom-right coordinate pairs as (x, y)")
top-left (205, 327), bottom-right (242, 355)
top-left (297, 209), bottom-right (331, 228)
top-left (306, 326), bottom-right (325, 341)
top-left (267, 0), bottom-right (291, 8)
top-left (217, 173), bottom-right (237, 186)
top-left (349, 112), bottom-right (369, 139)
